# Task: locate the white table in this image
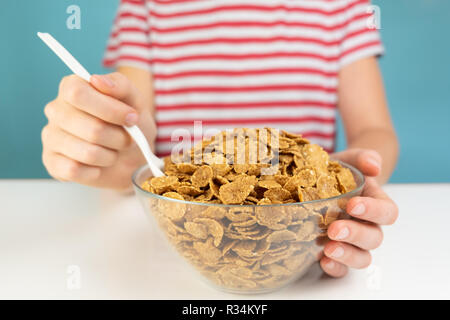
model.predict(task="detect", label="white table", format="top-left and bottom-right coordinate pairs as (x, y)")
top-left (0, 180), bottom-right (449, 299)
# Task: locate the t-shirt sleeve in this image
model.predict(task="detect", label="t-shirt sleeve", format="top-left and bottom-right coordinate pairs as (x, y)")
top-left (103, 0), bottom-right (152, 71)
top-left (339, 0), bottom-right (384, 68)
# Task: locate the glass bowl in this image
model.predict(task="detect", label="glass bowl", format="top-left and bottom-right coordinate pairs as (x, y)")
top-left (132, 162), bottom-right (365, 294)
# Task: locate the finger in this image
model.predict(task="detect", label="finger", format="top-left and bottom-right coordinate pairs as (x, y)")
top-left (44, 100), bottom-right (131, 150)
top-left (332, 148), bottom-right (382, 177)
top-left (324, 241), bottom-right (372, 269)
top-left (42, 125), bottom-right (118, 167)
top-left (328, 219), bottom-right (383, 250)
top-left (90, 72), bottom-right (140, 107)
top-left (347, 178), bottom-right (399, 225)
top-left (42, 151), bottom-right (101, 183)
top-left (59, 75), bottom-right (139, 126)
top-left (320, 256), bottom-right (348, 278)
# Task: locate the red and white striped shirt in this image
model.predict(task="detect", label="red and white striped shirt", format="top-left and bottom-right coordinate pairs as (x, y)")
top-left (104, 0), bottom-right (383, 157)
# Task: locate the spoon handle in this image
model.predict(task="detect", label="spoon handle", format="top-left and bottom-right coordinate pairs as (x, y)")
top-left (37, 32), bottom-right (164, 177)
top-left (124, 126), bottom-right (164, 177)
top-left (37, 32), bottom-right (91, 82)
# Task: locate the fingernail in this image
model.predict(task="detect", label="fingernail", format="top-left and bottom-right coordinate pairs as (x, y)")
top-left (97, 75), bottom-right (115, 88)
top-left (325, 260), bottom-right (335, 269)
top-left (125, 113), bottom-right (139, 126)
top-left (330, 246), bottom-right (344, 258)
top-left (334, 227), bottom-right (349, 240)
top-left (367, 157), bottom-right (381, 171)
top-left (350, 203), bottom-right (365, 216)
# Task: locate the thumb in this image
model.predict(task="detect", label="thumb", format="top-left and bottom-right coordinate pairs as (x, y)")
top-left (90, 72), bottom-right (139, 108)
top-left (332, 148), bottom-right (382, 177)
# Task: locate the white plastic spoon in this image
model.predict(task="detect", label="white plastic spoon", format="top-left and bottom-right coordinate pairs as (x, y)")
top-left (37, 32), bottom-right (164, 177)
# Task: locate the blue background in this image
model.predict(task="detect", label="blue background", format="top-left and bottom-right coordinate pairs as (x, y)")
top-left (1, 0), bottom-right (449, 182)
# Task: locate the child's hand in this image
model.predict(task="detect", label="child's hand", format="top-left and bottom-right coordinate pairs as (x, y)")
top-left (41, 73), bottom-right (157, 190)
top-left (319, 149), bottom-right (399, 277)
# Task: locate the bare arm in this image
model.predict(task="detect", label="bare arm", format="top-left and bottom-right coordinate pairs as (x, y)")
top-left (117, 67), bottom-right (154, 114)
top-left (338, 57), bottom-right (399, 184)
top-left (117, 66), bottom-right (156, 149)
top-left (320, 57), bottom-right (400, 278)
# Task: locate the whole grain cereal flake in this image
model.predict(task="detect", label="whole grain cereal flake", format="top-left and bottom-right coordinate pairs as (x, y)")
top-left (184, 221), bottom-right (208, 239)
top-left (191, 165), bottom-right (214, 188)
top-left (160, 192), bottom-right (186, 220)
top-left (150, 176), bottom-right (179, 194)
top-left (194, 218), bottom-right (224, 247)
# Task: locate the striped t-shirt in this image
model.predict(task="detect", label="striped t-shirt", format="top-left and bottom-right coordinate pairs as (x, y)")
top-left (103, 0), bottom-right (384, 157)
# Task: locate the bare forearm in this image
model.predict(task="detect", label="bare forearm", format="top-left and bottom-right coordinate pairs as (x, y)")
top-left (117, 66), bottom-right (156, 150)
top-left (347, 127), bottom-right (399, 184)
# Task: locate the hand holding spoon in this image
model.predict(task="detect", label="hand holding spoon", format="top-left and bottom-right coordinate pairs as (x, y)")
top-left (37, 32), bottom-right (164, 177)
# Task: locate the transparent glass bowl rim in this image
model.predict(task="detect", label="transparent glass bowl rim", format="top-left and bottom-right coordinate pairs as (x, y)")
top-left (132, 160), bottom-right (365, 208)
